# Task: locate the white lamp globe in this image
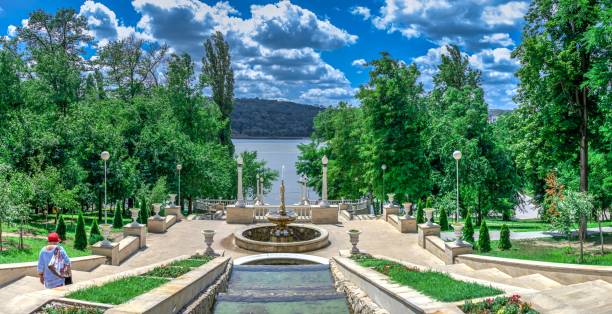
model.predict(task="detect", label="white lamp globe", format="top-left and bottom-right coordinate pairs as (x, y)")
top-left (100, 151), bottom-right (110, 161)
top-left (453, 150), bottom-right (462, 161)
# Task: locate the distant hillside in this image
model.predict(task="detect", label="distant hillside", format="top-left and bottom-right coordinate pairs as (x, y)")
top-left (231, 98), bottom-right (324, 138)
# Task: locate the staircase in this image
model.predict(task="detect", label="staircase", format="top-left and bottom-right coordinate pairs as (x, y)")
top-left (214, 264), bottom-right (350, 314)
top-left (436, 262), bottom-right (612, 313)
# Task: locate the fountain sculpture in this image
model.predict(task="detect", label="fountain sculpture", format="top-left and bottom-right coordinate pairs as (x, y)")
top-left (265, 180), bottom-right (297, 242)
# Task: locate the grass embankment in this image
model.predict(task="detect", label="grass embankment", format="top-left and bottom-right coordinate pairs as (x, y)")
top-left (66, 255), bottom-right (213, 305)
top-left (350, 254), bottom-right (503, 302)
top-left (0, 237), bottom-right (92, 264)
top-left (480, 233), bottom-right (612, 266)
top-left (450, 218), bottom-right (612, 233)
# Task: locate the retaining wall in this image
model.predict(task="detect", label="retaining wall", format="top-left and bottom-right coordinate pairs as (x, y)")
top-left (0, 255), bottom-right (107, 287)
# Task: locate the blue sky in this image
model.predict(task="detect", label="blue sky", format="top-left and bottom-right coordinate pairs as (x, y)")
top-left (0, 0), bottom-right (528, 109)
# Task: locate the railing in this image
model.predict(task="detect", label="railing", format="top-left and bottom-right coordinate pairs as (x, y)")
top-left (254, 206), bottom-right (311, 223)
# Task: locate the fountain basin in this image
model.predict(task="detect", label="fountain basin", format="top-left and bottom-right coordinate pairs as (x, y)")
top-left (234, 223), bottom-right (329, 253)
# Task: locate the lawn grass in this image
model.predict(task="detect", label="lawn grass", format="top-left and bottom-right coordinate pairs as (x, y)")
top-left (168, 258), bottom-right (210, 268)
top-left (480, 235), bottom-right (612, 266)
top-left (446, 218), bottom-right (612, 233)
top-left (351, 255), bottom-right (503, 302)
top-left (0, 237), bottom-right (91, 264)
top-left (143, 266), bottom-right (192, 278)
top-left (66, 276), bottom-right (168, 305)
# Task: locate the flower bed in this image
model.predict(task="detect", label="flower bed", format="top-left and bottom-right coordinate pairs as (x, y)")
top-left (462, 295), bottom-right (538, 314)
top-left (34, 301), bottom-right (106, 314)
top-left (350, 254), bottom-right (503, 302)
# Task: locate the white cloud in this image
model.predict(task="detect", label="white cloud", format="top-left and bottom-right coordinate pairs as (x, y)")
top-left (79, 1), bottom-right (149, 46)
top-left (369, 0), bottom-right (527, 50)
top-left (300, 87), bottom-right (356, 103)
top-left (350, 6), bottom-right (371, 20)
top-left (479, 33), bottom-right (514, 47)
top-left (7, 25), bottom-right (17, 37)
top-left (351, 58), bottom-right (367, 67)
top-left (482, 1), bottom-right (528, 26)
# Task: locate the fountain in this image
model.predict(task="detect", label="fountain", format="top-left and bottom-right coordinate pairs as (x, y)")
top-left (234, 180), bottom-right (329, 253)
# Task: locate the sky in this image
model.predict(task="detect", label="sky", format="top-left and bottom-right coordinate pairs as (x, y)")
top-left (0, 0), bottom-right (529, 109)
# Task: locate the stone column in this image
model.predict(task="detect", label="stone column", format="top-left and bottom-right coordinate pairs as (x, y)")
top-left (255, 174), bottom-right (261, 205)
top-left (236, 156), bottom-right (245, 207)
top-left (319, 155), bottom-right (329, 207)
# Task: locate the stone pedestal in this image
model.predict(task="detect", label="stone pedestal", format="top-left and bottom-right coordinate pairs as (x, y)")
top-left (165, 205), bottom-right (184, 221)
top-left (444, 241), bottom-right (473, 264)
top-left (226, 206), bottom-right (255, 224)
top-left (388, 215), bottom-right (417, 233)
top-left (311, 206), bottom-right (338, 224)
top-left (417, 223), bottom-right (440, 248)
top-left (148, 216), bottom-right (167, 233)
top-left (123, 224), bottom-right (147, 248)
top-left (382, 205), bottom-right (400, 221)
top-left (91, 242), bottom-right (120, 266)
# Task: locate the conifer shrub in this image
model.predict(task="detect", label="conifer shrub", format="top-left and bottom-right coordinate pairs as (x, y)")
top-left (463, 210), bottom-right (475, 244)
top-left (499, 224), bottom-right (512, 250)
top-left (416, 200), bottom-right (425, 224)
top-left (113, 203), bottom-right (123, 229)
top-left (74, 212), bottom-right (88, 250)
top-left (89, 219), bottom-right (103, 245)
top-left (56, 215), bottom-right (67, 242)
top-left (478, 220), bottom-right (491, 252)
top-left (439, 207), bottom-right (449, 231)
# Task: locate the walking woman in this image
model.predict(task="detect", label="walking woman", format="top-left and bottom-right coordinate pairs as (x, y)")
top-left (37, 232), bottom-right (72, 288)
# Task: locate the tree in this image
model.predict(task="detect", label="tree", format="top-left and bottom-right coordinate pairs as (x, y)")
top-left (138, 197), bottom-right (149, 224)
top-left (89, 218), bottom-right (102, 245)
top-left (439, 207), bottom-right (449, 231)
top-left (202, 31), bottom-right (234, 154)
top-left (416, 200), bottom-right (425, 224)
top-left (463, 210), bottom-right (475, 244)
top-left (113, 203), bottom-right (123, 229)
top-left (499, 224), bottom-right (512, 250)
top-left (556, 191), bottom-right (594, 263)
top-left (478, 220), bottom-right (491, 252)
top-left (74, 212), bottom-right (87, 250)
top-left (56, 215), bottom-right (67, 242)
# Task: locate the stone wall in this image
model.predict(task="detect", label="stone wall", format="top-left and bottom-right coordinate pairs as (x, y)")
top-left (179, 261), bottom-right (233, 314)
top-left (118, 236), bottom-right (140, 264)
top-left (329, 260), bottom-right (389, 314)
top-left (0, 255), bottom-right (107, 286)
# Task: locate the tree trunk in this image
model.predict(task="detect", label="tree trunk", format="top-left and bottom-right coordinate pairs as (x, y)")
top-left (578, 88), bottom-right (589, 242)
top-left (599, 213), bottom-right (604, 255)
top-left (188, 197), bottom-right (193, 214)
top-left (0, 219), bottom-right (3, 252)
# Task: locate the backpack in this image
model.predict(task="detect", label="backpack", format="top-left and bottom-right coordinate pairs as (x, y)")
top-left (48, 246), bottom-right (71, 278)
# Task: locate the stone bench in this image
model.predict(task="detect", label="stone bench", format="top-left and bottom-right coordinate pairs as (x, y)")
top-left (165, 205), bottom-right (184, 221)
top-left (387, 214), bottom-right (417, 233)
top-left (382, 206), bottom-right (400, 221)
top-left (147, 215), bottom-right (177, 233)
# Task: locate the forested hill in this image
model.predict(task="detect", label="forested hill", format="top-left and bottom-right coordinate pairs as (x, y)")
top-left (231, 98), bottom-right (324, 138)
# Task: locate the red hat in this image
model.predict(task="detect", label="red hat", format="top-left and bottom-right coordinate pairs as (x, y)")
top-left (48, 232), bottom-right (60, 243)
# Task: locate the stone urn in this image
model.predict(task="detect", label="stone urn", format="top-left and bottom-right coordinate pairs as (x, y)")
top-left (425, 208), bottom-right (435, 226)
top-left (403, 202), bottom-right (413, 218)
top-left (387, 193), bottom-right (395, 206)
top-left (202, 229), bottom-right (216, 256)
top-left (347, 229), bottom-right (362, 254)
top-left (130, 208), bottom-right (141, 227)
top-left (152, 203), bottom-right (162, 219)
top-left (100, 223), bottom-right (112, 247)
top-left (453, 223), bottom-right (464, 244)
top-left (168, 194), bottom-right (177, 206)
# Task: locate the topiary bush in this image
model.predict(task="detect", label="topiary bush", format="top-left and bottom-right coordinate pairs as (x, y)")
top-left (463, 210), bottom-right (475, 244)
top-left (56, 215), bottom-right (67, 242)
top-left (478, 220), bottom-right (491, 252)
top-left (113, 203), bottom-right (123, 229)
top-left (499, 224), bottom-right (512, 250)
top-left (138, 198), bottom-right (149, 224)
top-left (416, 200), bottom-right (425, 224)
top-left (439, 207), bottom-right (449, 231)
top-left (89, 218), bottom-right (103, 245)
top-left (74, 212), bottom-right (88, 250)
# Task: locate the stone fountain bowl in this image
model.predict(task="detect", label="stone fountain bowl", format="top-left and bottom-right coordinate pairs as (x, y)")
top-left (234, 223), bottom-right (330, 253)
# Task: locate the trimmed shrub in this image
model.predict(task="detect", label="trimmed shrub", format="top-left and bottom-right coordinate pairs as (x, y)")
top-left (478, 220), bottom-right (491, 252)
top-left (56, 215), bottom-right (67, 242)
top-left (113, 203), bottom-right (123, 229)
top-left (138, 198), bottom-right (149, 224)
top-left (89, 218), bottom-right (103, 245)
top-left (416, 200), bottom-right (425, 224)
top-left (499, 224), bottom-right (512, 250)
top-left (463, 210), bottom-right (474, 244)
top-left (439, 207), bottom-right (449, 231)
top-left (74, 212), bottom-right (88, 250)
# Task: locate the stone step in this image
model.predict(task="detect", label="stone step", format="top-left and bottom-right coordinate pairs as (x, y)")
top-left (460, 268), bottom-right (513, 282)
top-left (500, 274), bottom-right (562, 291)
top-left (0, 275), bottom-right (42, 300)
top-left (354, 214), bottom-right (377, 220)
top-left (441, 263), bottom-right (474, 273)
top-left (218, 289), bottom-right (344, 302)
top-left (525, 280), bottom-right (612, 313)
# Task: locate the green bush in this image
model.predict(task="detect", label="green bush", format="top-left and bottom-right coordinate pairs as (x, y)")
top-left (416, 200), bottom-right (425, 224)
top-left (499, 224), bottom-right (512, 250)
top-left (463, 210), bottom-right (474, 244)
top-left (89, 219), bottom-right (103, 245)
top-left (138, 198), bottom-right (149, 224)
top-left (56, 215), bottom-right (67, 242)
top-left (439, 207), bottom-right (449, 231)
top-left (478, 220), bottom-right (491, 252)
top-left (113, 203), bottom-right (123, 229)
top-left (74, 212), bottom-right (88, 250)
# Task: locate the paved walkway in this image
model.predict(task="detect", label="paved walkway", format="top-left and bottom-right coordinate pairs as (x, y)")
top-left (441, 227), bottom-right (612, 241)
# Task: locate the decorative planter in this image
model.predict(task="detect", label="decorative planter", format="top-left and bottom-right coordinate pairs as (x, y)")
top-left (453, 223), bottom-right (464, 245)
top-left (100, 223), bottom-right (112, 247)
top-left (202, 229), bottom-right (216, 256)
top-left (152, 203), bottom-right (162, 219)
top-left (347, 230), bottom-right (361, 254)
top-left (425, 208), bottom-right (434, 226)
top-left (168, 194), bottom-right (177, 206)
top-left (403, 202), bottom-right (413, 218)
top-left (130, 208), bottom-right (141, 226)
top-left (387, 193), bottom-right (395, 205)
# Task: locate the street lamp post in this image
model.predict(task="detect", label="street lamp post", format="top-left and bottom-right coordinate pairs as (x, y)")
top-left (176, 164), bottom-right (182, 210)
top-left (381, 164), bottom-right (387, 211)
top-left (453, 150), bottom-right (462, 222)
top-left (100, 151), bottom-right (111, 247)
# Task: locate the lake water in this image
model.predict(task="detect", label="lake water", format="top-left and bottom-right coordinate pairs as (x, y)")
top-left (233, 138), bottom-right (318, 205)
